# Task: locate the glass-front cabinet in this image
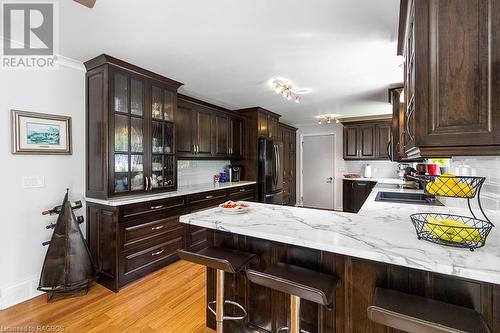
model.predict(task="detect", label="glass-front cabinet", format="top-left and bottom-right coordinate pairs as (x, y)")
top-left (113, 72), bottom-right (146, 194)
top-left (150, 85), bottom-right (176, 190)
top-left (110, 69), bottom-right (179, 195)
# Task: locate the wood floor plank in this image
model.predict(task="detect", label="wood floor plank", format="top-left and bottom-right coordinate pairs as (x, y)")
top-left (0, 260), bottom-right (215, 333)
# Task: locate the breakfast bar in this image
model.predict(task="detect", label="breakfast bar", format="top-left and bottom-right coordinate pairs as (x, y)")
top-left (179, 185), bottom-right (500, 332)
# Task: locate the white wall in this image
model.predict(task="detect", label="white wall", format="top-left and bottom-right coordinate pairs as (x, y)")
top-left (0, 60), bottom-right (85, 309)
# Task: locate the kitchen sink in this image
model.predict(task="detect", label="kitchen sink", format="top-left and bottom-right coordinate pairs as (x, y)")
top-left (375, 191), bottom-right (444, 206)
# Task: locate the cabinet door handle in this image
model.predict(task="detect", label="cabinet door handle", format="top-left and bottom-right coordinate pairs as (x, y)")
top-left (151, 249), bottom-right (164, 256)
top-left (149, 176), bottom-right (154, 190)
top-left (239, 189), bottom-right (246, 192)
top-left (145, 177), bottom-right (149, 191)
top-left (193, 144), bottom-right (196, 154)
top-left (196, 145), bottom-right (199, 154)
top-left (150, 205), bottom-right (164, 210)
top-left (205, 195), bottom-right (214, 199)
top-left (151, 225), bottom-right (164, 230)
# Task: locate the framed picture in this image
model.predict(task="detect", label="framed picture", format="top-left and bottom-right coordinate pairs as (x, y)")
top-left (11, 110), bottom-right (72, 155)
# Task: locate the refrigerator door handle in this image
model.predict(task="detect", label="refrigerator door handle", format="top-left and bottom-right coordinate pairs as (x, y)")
top-left (274, 145), bottom-right (278, 185)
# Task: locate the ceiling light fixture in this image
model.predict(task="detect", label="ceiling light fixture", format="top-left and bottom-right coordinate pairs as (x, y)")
top-left (271, 78), bottom-right (303, 103)
top-left (316, 114), bottom-right (341, 125)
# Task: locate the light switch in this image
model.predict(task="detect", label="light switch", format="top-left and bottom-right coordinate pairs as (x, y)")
top-left (22, 176), bottom-right (45, 188)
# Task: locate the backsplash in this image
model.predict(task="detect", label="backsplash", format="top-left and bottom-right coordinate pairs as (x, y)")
top-left (344, 160), bottom-right (399, 178)
top-left (177, 160), bottom-right (230, 186)
top-left (448, 156), bottom-right (500, 211)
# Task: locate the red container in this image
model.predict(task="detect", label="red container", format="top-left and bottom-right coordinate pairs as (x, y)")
top-left (427, 163), bottom-right (440, 175)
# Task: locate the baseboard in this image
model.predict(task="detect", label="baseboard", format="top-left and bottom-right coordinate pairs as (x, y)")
top-left (0, 276), bottom-right (43, 310)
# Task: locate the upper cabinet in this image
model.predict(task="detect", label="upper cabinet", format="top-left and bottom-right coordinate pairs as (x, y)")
top-left (343, 120), bottom-right (392, 160)
top-left (85, 55), bottom-right (183, 199)
top-left (176, 95), bottom-right (244, 160)
top-left (256, 109), bottom-right (280, 139)
top-left (229, 117), bottom-right (243, 159)
top-left (398, 0), bottom-right (500, 158)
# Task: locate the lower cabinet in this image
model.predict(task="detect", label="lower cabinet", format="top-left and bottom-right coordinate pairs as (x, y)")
top-left (86, 184), bottom-right (257, 291)
top-left (342, 180), bottom-right (376, 213)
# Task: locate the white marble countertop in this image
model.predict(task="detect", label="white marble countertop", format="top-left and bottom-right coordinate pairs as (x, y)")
top-left (180, 184), bottom-right (500, 284)
top-left (85, 181), bottom-right (257, 206)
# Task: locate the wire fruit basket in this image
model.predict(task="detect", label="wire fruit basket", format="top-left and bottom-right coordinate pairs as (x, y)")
top-left (414, 174), bottom-right (485, 199)
top-left (410, 213), bottom-right (494, 251)
top-left (409, 174), bottom-right (494, 250)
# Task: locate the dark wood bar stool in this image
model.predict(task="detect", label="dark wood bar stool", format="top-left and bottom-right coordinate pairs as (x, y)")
top-left (246, 262), bottom-right (340, 333)
top-left (368, 288), bottom-right (491, 333)
top-left (178, 247), bottom-right (257, 333)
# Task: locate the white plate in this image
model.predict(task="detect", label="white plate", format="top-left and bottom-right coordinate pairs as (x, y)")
top-left (219, 202), bottom-right (249, 214)
top-left (219, 207), bottom-right (249, 214)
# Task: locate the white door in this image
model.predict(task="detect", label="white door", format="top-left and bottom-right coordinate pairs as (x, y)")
top-left (301, 135), bottom-right (335, 209)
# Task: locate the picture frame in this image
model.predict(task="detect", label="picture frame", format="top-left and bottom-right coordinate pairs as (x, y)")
top-left (11, 110), bottom-right (72, 155)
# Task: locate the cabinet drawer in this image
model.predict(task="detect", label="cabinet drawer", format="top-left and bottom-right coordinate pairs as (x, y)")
top-left (121, 215), bottom-right (183, 251)
top-left (229, 185), bottom-right (255, 201)
top-left (188, 189), bottom-right (228, 212)
top-left (122, 235), bottom-right (184, 276)
top-left (121, 197), bottom-right (186, 220)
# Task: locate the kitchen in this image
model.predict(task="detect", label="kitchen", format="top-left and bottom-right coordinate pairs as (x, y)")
top-left (1, 1), bottom-right (499, 333)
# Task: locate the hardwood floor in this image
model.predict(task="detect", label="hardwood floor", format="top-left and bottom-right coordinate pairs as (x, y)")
top-left (0, 260), bottom-right (215, 333)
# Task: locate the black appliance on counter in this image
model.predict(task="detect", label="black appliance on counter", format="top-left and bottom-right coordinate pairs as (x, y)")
top-left (229, 165), bottom-right (242, 182)
top-left (258, 138), bottom-right (283, 204)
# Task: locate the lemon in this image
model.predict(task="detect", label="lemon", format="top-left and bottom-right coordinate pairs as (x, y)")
top-left (453, 182), bottom-right (475, 198)
top-left (425, 217), bottom-right (482, 243)
top-left (426, 181), bottom-right (449, 196)
top-left (426, 182), bottom-right (437, 194)
top-left (440, 173), bottom-right (459, 187)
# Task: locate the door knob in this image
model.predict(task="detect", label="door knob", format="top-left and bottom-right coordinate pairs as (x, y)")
top-left (326, 177), bottom-right (333, 183)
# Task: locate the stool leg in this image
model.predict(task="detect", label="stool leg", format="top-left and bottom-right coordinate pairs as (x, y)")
top-left (290, 295), bottom-right (300, 333)
top-left (216, 269), bottom-right (225, 333)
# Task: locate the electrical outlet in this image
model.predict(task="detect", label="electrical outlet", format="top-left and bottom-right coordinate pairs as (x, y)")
top-left (22, 176), bottom-right (45, 188)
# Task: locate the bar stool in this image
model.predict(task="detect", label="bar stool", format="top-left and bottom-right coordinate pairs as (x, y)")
top-left (178, 247), bottom-right (257, 333)
top-left (246, 262), bottom-right (340, 333)
top-left (368, 288), bottom-right (491, 333)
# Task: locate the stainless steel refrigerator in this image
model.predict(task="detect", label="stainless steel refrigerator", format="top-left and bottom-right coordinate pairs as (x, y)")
top-left (258, 138), bottom-right (283, 204)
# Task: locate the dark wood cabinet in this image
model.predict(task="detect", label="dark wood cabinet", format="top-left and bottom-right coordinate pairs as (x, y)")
top-left (237, 107), bottom-right (282, 182)
top-left (176, 100), bottom-right (195, 155)
top-left (278, 123), bottom-right (297, 206)
top-left (254, 108), bottom-right (280, 139)
top-left (343, 120), bottom-right (391, 160)
top-left (398, 0), bottom-right (500, 158)
top-left (86, 183), bottom-right (257, 292)
top-left (342, 179), bottom-right (376, 213)
top-left (390, 87), bottom-right (406, 161)
top-left (229, 117), bottom-right (243, 158)
top-left (85, 55), bottom-right (183, 199)
top-left (375, 121), bottom-right (392, 160)
top-left (214, 114), bottom-right (229, 158)
top-left (176, 95), bottom-right (244, 160)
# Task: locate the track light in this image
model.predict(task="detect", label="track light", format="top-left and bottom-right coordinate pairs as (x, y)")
top-left (271, 78), bottom-right (305, 103)
top-left (317, 114), bottom-right (341, 125)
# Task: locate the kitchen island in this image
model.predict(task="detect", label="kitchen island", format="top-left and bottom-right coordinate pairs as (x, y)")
top-left (179, 185), bottom-right (500, 332)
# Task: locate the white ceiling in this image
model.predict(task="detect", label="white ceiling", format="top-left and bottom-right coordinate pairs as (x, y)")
top-left (61, 0), bottom-right (403, 125)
